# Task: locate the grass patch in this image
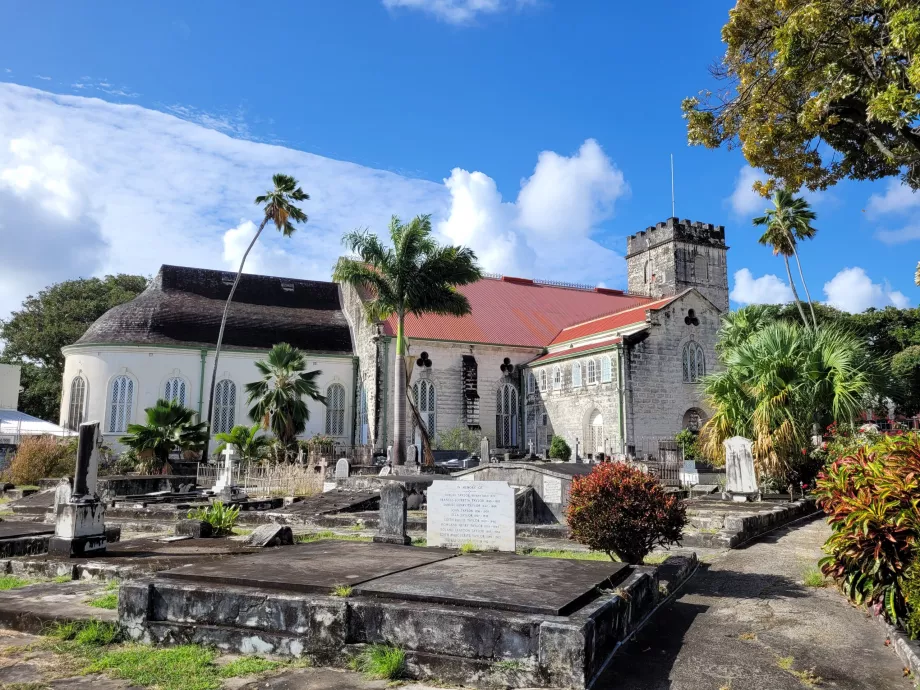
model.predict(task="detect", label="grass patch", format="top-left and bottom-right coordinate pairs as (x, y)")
top-left (51, 574), bottom-right (73, 583)
top-left (519, 548), bottom-right (614, 562)
top-left (777, 656), bottom-right (794, 671)
top-left (0, 575), bottom-right (33, 590)
top-left (459, 542), bottom-right (478, 554)
top-left (88, 592), bottom-right (118, 610)
top-left (84, 644), bottom-right (220, 690)
top-left (411, 537), bottom-right (427, 546)
top-left (803, 567), bottom-right (826, 588)
top-left (217, 656), bottom-right (282, 678)
top-left (494, 659), bottom-right (526, 672)
top-left (232, 528), bottom-right (253, 536)
top-left (348, 523), bottom-right (364, 532)
top-left (643, 553), bottom-right (669, 565)
top-left (45, 619), bottom-right (121, 646)
top-left (331, 584), bottom-right (353, 598)
top-left (296, 530), bottom-right (372, 544)
top-left (739, 632), bottom-right (757, 641)
top-left (352, 644), bottom-right (406, 680)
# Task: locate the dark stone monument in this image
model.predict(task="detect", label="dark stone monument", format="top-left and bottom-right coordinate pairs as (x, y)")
top-left (247, 524), bottom-right (294, 547)
top-left (176, 519), bottom-right (214, 539)
top-left (373, 482), bottom-right (411, 545)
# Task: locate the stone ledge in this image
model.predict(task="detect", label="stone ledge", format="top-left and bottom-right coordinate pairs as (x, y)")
top-left (871, 606), bottom-right (920, 678)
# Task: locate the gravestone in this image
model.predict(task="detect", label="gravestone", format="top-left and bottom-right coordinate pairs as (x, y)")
top-left (723, 436), bottom-right (759, 501)
top-left (247, 524), bottom-right (294, 547)
top-left (53, 477), bottom-right (73, 517)
top-left (543, 475), bottom-right (563, 504)
top-left (480, 436), bottom-right (490, 463)
top-left (213, 447), bottom-right (235, 498)
top-left (335, 458), bottom-right (350, 479)
top-left (405, 445), bottom-right (419, 470)
top-left (48, 421), bottom-right (108, 557)
top-left (374, 482), bottom-right (411, 545)
top-left (176, 519), bottom-right (213, 538)
top-left (427, 480), bottom-right (515, 551)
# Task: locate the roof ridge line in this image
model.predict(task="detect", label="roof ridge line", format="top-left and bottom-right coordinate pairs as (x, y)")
top-left (557, 295), bottom-right (666, 333)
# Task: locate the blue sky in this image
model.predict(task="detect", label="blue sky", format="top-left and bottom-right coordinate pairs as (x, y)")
top-left (0, 0), bottom-right (916, 320)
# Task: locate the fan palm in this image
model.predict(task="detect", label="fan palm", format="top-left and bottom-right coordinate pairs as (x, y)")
top-left (753, 189), bottom-right (819, 330)
top-left (332, 215), bottom-right (482, 464)
top-left (214, 423), bottom-right (271, 463)
top-left (245, 343), bottom-right (325, 448)
top-left (204, 174), bottom-right (309, 459)
top-left (120, 398), bottom-right (209, 469)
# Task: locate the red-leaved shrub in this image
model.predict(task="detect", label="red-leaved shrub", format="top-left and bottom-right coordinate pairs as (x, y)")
top-left (565, 462), bottom-right (687, 564)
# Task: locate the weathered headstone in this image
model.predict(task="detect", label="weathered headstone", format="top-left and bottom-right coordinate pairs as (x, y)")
top-left (175, 519), bottom-right (213, 538)
top-left (53, 477), bottom-right (73, 517)
top-left (213, 447), bottom-right (235, 496)
top-left (405, 445), bottom-right (419, 470)
top-left (480, 436), bottom-right (490, 463)
top-left (723, 436), bottom-right (759, 501)
top-left (373, 482), bottom-right (411, 545)
top-left (48, 421), bottom-right (108, 557)
top-left (246, 524), bottom-right (294, 547)
top-left (335, 458), bottom-right (350, 479)
top-left (427, 480), bottom-right (515, 551)
top-left (542, 475), bottom-right (563, 504)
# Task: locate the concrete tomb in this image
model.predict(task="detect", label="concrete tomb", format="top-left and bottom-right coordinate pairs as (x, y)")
top-left (246, 524), bottom-right (294, 547)
top-left (334, 458), bottom-right (350, 480)
top-left (175, 519), bottom-right (213, 539)
top-left (48, 421), bottom-right (108, 557)
top-left (373, 482), bottom-right (411, 545)
top-left (427, 480), bottom-right (515, 551)
top-left (723, 436), bottom-right (759, 501)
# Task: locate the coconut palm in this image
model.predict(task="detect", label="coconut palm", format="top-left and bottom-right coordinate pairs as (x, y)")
top-left (332, 215), bottom-right (481, 465)
top-left (214, 423), bottom-right (271, 463)
top-left (120, 398), bottom-right (209, 470)
top-left (245, 343), bottom-right (325, 448)
top-left (753, 189), bottom-right (819, 330)
top-left (700, 314), bottom-right (885, 478)
top-left (204, 174), bottom-right (309, 459)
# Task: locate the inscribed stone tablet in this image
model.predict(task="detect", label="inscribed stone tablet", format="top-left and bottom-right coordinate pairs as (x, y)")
top-left (543, 476), bottom-right (562, 503)
top-left (427, 480), bottom-right (515, 552)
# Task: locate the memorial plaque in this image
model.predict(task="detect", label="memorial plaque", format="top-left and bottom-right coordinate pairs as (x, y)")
top-left (427, 480), bottom-right (515, 552)
top-left (543, 476), bottom-right (562, 503)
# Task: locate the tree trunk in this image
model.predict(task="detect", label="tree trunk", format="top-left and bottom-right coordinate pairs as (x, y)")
top-left (201, 215), bottom-right (270, 461)
top-left (791, 244), bottom-right (818, 330)
top-left (784, 257), bottom-right (810, 329)
top-left (392, 311), bottom-right (407, 465)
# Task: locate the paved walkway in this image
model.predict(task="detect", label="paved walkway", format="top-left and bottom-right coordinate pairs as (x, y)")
top-left (599, 517), bottom-right (912, 690)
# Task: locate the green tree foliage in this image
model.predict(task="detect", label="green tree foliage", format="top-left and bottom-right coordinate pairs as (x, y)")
top-left (205, 174), bottom-right (309, 458)
top-left (892, 346), bottom-right (920, 414)
top-left (700, 311), bottom-right (885, 479)
top-left (684, 0), bottom-right (920, 192)
top-left (214, 423), bottom-right (271, 463)
top-left (120, 399), bottom-right (209, 471)
top-left (434, 426), bottom-right (482, 452)
top-left (548, 435), bottom-right (572, 461)
top-left (0, 274), bottom-right (147, 420)
top-left (245, 343), bottom-right (324, 447)
top-left (333, 215), bottom-right (481, 465)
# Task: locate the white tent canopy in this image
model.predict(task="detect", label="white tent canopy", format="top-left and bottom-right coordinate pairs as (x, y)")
top-left (0, 409), bottom-right (77, 444)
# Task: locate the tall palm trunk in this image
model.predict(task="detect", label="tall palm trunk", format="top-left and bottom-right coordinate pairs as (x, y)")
top-left (790, 244), bottom-right (818, 330)
top-left (783, 256), bottom-right (810, 329)
top-left (202, 215), bottom-right (269, 461)
top-left (392, 311), bottom-right (407, 465)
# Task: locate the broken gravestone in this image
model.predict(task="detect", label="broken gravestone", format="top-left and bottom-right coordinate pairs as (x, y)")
top-left (176, 519), bottom-right (213, 538)
top-left (373, 482), bottom-right (411, 545)
top-left (246, 523), bottom-right (294, 547)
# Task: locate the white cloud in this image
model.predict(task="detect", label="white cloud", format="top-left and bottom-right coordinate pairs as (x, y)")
top-left (867, 180), bottom-right (920, 216)
top-left (382, 0), bottom-right (535, 24)
top-left (437, 138), bottom-right (628, 285)
top-left (729, 268), bottom-right (794, 305)
top-left (727, 166), bottom-right (768, 216)
top-left (875, 222), bottom-right (920, 245)
top-left (34, 75), bottom-right (51, 81)
top-left (823, 267), bottom-right (910, 313)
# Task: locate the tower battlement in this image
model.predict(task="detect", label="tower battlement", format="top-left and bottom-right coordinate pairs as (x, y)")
top-left (626, 218), bottom-right (726, 258)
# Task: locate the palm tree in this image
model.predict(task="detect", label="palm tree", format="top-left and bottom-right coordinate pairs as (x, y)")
top-left (245, 343), bottom-right (325, 449)
top-left (753, 189), bottom-right (819, 330)
top-left (120, 398), bottom-right (209, 470)
top-left (214, 423), bottom-right (271, 463)
top-left (332, 215), bottom-right (482, 465)
top-left (203, 174), bottom-right (309, 460)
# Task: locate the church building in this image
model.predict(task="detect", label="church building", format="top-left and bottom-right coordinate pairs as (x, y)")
top-left (59, 217), bottom-right (728, 460)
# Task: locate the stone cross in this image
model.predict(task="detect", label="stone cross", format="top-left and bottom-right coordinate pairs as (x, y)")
top-left (723, 436), bottom-right (758, 501)
top-left (373, 482), bottom-right (411, 545)
top-left (528, 439), bottom-right (534, 456)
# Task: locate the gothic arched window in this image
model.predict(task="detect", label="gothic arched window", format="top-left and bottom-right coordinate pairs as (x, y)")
top-left (586, 359), bottom-right (598, 385)
top-left (682, 342), bottom-right (706, 383)
top-left (600, 355), bottom-right (612, 383)
top-left (572, 362), bottom-right (582, 387)
top-left (213, 379), bottom-right (237, 434)
top-left (108, 375), bottom-right (135, 433)
top-left (412, 379), bottom-right (436, 440)
top-left (164, 376), bottom-right (187, 406)
top-left (552, 366), bottom-right (562, 391)
top-left (68, 376), bottom-right (86, 430)
top-left (496, 383), bottom-right (518, 447)
top-left (540, 370), bottom-right (547, 391)
top-left (527, 372), bottom-right (536, 394)
top-left (325, 383), bottom-right (346, 437)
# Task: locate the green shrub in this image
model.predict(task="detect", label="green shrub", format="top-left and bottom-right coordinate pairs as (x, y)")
top-left (674, 429), bottom-right (700, 460)
top-left (902, 557), bottom-right (920, 639)
top-left (187, 501), bottom-right (240, 535)
top-left (435, 426), bottom-right (482, 452)
top-left (352, 644), bottom-right (406, 680)
top-left (548, 436), bottom-right (571, 462)
top-left (7, 435), bottom-right (75, 485)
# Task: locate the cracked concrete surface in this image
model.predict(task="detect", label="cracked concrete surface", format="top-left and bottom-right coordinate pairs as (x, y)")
top-left (598, 517), bottom-right (913, 690)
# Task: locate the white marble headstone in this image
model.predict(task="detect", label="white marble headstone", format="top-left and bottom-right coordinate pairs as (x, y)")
top-left (480, 436), bottom-right (490, 462)
top-left (427, 480), bottom-right (515, 551)
top-left (723, 436), bottom-right (757, 497)
top-left (335, 458), bottom-right (350, 479)
top-left (213, 447), bottom-right (235, 494)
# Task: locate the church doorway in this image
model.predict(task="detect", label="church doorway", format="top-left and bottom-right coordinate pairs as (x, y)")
top-left (588, 410), bottom-right (604, 458)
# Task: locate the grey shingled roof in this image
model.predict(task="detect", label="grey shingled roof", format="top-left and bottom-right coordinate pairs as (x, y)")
top-left (74, 265), bottom-right (354, 354)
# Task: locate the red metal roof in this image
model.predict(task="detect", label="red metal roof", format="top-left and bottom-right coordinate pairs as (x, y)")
top-left (548, 294), bottom-right (680, 345)
top-left (530, 337), bottom-right (623, 364)
top-left (383, 276), bottom-right (651, 348)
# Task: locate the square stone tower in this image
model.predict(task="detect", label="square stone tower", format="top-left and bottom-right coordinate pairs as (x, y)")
top-left (626, 217), bottom-right (729, 312)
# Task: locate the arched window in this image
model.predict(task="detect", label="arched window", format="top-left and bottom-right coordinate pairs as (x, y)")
top-left (588, 410), bottom-right (604, 456)
top-left (325, 383), bottom-right (346, 436)
top-left (527, 372), bottom-right (536, 394)
top-left (496, 383), bottom-right (518, 447)
top-left (694, 253), bottom-right (708, 281)
top-left (164, 377), bottom-right (187, 406)
top-left (572, 361), bottom-right (582, 387)
top-left (68, 376), bottom-right (86, 430)
top-left (586, 359), bottom-right (598, 385)
top-left (412, 379), bottom-right (436, 441)
top-left (540, 370), bottom-right (547, 391)
top-left (213, 379), bottom-right (236, 434)
top-left (600, 355), bottom-right (612, 383)
top-left (552, 366), bottom-right (562, 391)
top-left (682, 342), bottom-right (706, 383)
top-left (108, 375), bottom-right (134, 433)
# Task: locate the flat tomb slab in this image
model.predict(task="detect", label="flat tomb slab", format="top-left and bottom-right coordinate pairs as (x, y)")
top-left (274, 491), bottom-right (379, 517)
top-left (0, 521), bottom-right (55, 539)
top-left (158, 540), bottom-right (456, 593)
top-left (354, 552), bottom-right (630, 615)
